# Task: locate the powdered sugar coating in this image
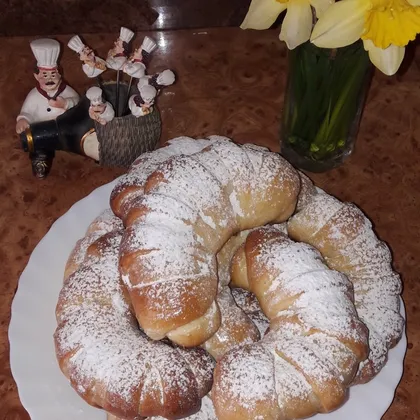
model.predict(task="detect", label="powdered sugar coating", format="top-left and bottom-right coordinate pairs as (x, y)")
top-left (213, 229), bottom-right (366, 418)
top-left (55, 215), bottom-right (214, 419)
top-left (64, 209), bottom-right (123, 279)
top-left (86, 208), bottom-right (124, 235)
top-left (123, 219), bottom-right (213, 282)
top-left (114, 136), bottom-right (213, 191)
top-left (118, 137), bottom-right (300, 343)
top-left (202, 287), bottom-right (261, 360)
top-left (110, 137), bottom-right (216, 219)
top-left (243, 144), bottom-right (295, 193)
top-left (287, 191), bottom-right (404, 382)
top-left (216, 344), bottom-right (277, 410)
top-left (295, 171), bottom-right (317, 212)
top-left (294, 192), bottom-right (343, 236)
top-left (255, 235), bottom-right (364, 343)
top-left (272, 354), bottom-right (312, 406)
top-left (147, 155), bottom-right (234, 235)
top-left (231, 288), bottom-right (270, 337)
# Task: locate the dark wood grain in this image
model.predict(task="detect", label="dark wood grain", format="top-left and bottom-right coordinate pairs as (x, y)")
top-left (0, 0), bottom-right (250, 37)
top-left (0, 28), bottom-right (419, 419)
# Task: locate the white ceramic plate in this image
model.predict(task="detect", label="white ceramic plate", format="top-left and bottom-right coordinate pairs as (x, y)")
top-left (9, 179), bottom-right (407, 420)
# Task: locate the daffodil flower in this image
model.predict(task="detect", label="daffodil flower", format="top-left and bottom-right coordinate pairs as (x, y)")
top-left (241, 0), bottom-right (335, 50)
top-left (310, 0), bottom-right (420, 75)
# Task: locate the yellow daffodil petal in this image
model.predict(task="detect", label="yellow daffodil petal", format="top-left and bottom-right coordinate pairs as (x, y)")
top-left (363, 39), bottom-right (405, 75)
top-left (309, 0), bottom-right (335, 18)
top-left (362, 0), bottom-right (420, 49)
top-left (310, 0), bottom-right (369, 48)
top-left (240, 0), bottom-right (287, 30)
top-left (280, 0), bottom-right (313, 49)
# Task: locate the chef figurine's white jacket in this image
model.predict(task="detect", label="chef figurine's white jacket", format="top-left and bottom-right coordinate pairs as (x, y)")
top-left (16, 84), bottom-right (80, 125)
top-left (91, 101), bottom-right (115, 125)
top-left (128, 95), bottom-right (153, 117)
top-left (106, 55), bottom-right (127, 71)
top-left (82, 58), bottom-right (107, 78)
top-left (123, 60), bottom-right (146, 79)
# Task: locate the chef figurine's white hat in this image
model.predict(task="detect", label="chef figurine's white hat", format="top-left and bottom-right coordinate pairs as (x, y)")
top-left (67, 35), bottom-right (85, 54)
top-left (119, 27), bottom-right (135, 44)
top-left (86, 86), bottom-right (104, 106)
top-left (140, 36), bottom-right (157, 54)
top-left (30, 38), bottom-right (61, 70)
top-left (140, 85), bottom-right (157, 103)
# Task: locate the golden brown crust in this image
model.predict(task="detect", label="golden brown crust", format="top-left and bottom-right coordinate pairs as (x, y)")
top-left (114, 138), bottom-right (300, 346)
top-left (230, 243), bottom-right (248, 290)
top-left (213, 226), bottom-right (369, 419)
top-left (64, 210), bottom-right (123, 281)
top-left (213, 344), bottom-right (282, 420)
top-left (201, 288), bottom-right (260, 360)
top-left (119, 245), bottom-right (219, 340)
top-left (295, 171), bottom-right (317, 212)
top-left (167, 301), bottom-right (222, 347)
top-left (55, 216), bottom-right (215, 420)
top-left (287, 192), bottom-right (404, 383)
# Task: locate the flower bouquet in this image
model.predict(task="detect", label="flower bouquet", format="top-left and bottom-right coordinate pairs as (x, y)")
top-left (241, 0), bottom-right (420, 171)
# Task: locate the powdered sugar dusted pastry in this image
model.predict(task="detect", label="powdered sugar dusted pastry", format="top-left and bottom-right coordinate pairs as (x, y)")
top-left (231, 287), bottom-right (270, 337)
top-left (287, 188), bottom-right (405, 383)
top-left (201, 287), bottom-right (260, 360)
top-left (200, 230), bottom-right (262, 360)
top-left (114, 137), bottom-right (300, 346)
top-left (201, 228), bottom-right (272, 360)
top-left (212, 226), bottom-right (369, 420)
top-left (107, 395), bottom-right (216, 420)
top-left (110, 136), bottom-right (217, 221)
top-left (63, 208), bottom-right (123, 279)
top-left (54, 212), bottom-right (214, 419)
top-left (56, 134), bottom-right (404, 419)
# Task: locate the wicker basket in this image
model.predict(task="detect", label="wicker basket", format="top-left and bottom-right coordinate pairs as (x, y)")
top-left (95, 80), bottom-right (161, 168)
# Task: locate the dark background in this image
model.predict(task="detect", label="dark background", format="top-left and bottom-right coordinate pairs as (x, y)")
top-left (0, 0), bottom-right (252, 36)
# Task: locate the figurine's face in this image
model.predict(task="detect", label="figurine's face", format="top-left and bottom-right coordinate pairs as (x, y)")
top-left (91, 103), bottom-right (106, 113)
top-left (114, 39), bottom-right (124, 55)
top-left (132, 48), bottom-right (142, 60)
top-left (80, 46), bottom-right (94, 62)
top-left (34, 68), bottom-right (62, 91)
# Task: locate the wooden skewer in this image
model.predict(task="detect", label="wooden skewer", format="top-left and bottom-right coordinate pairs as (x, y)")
top-left (124, 76), bottom-right (133, 115)
top-left (115, 70), bottom-right (121, 117)
top-left (96, 75), bottom-right (107, 102)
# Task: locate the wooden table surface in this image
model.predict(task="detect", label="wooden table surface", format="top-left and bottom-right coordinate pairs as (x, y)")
top-left (0, 28), bottom-right (418, 419)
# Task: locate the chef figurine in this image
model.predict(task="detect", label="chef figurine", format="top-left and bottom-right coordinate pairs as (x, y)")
top-left (106, 27), bottom-right (135, 71)
top-left (128, 84), bottom-right (157, 117)
top-left (86, 86), bottom-right (115, 125)
top-left (15, 38), bottom-right (80, 179)
top-left (67, 35), bottom-right (107, 78)
top-left (123, 36), bottom-right (157, 79)
top-left (138, 69), bottom-right (176, 93)
top-left (16, 38), bottom-right (80, 135)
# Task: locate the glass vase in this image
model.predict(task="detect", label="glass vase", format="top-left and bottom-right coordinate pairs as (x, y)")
top-left (280, 40), bottom-right (373, 172)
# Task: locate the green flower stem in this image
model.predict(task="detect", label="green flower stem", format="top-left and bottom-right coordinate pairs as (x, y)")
top-left (281, 40), bottom-right (372, 166)
top-left (315, 51), bottom-right (369, 150)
